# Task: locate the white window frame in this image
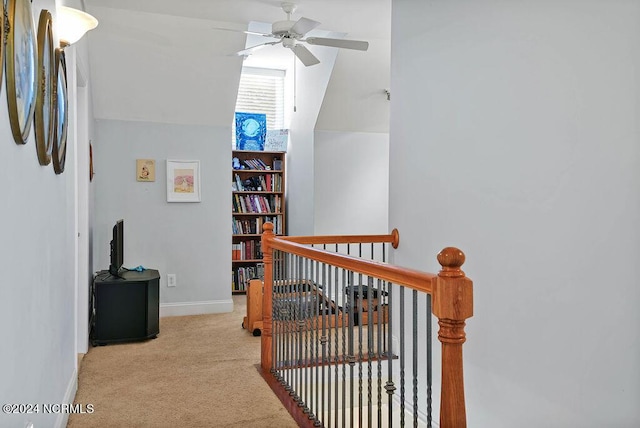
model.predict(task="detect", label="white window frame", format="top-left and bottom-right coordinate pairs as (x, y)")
top-left (234, 67), bottom-right (286, 146)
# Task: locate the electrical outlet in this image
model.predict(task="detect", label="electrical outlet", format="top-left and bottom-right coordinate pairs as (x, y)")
top-left (167, 274), bottom-right (177, 287)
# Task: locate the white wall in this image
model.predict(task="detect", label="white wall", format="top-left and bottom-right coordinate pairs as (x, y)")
top-left (286, 45), bottom-right (340, 236)
top-left (85, 2), bottom-right (392, 246)
top-left (314, 131), bottom-right (389, 235)
top-left (93, 119), bottom-right (233, 315)
top-left (86, 6), bottom-right (245, 127)
top-left (390, 1), bottom-right (640, 426)
top-left (316, 36), bottom-right (391, 133)
top-left (85, 4), bottom-right (243, 315)
top-left (0, 1), bottom-right (84, 426)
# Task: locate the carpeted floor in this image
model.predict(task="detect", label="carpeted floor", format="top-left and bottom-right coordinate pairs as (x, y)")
top-left (67, 295), bottom-right (297, 428)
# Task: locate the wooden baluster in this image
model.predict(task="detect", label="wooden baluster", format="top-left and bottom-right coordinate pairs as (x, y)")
top-left (433, 247), bottom-right (473, 428)
top-left (261, 222), bottom-right (275, 371)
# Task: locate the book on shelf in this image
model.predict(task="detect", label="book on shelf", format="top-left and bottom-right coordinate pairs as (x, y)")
top-left (240, 158), bottom-right (270, 170)
top-left (232, 150), bottom-right (286, 293)
top-left (232, 216), bottom-right (282, 235)
top-left (232, 195), bottom-right (280, 214)
top-left (231, 239), bottom-right (262, 260)
top-left (273, 158), bottom-right (282, 171)
top-left (232, 173), bottom-right (282, 193)
top-left (233, 265), bottom-right (265, 292)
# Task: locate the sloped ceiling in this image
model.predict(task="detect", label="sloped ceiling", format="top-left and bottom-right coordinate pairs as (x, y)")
top-left (84, 0), bottom-right (390, 132)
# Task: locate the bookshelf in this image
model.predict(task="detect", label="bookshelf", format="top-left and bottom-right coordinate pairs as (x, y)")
top-left (232, 150), bottom-right (286, 294)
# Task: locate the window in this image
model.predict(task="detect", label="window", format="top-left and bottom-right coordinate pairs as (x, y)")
top-left (234, 67), bottom-right (285, 145)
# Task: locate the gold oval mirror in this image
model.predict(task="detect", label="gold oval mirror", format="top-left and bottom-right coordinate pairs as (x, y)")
top-left (35, 10), bottom-right (55, 165)
top-left (52, 48), bottom-right (68, 175)
top-left (6, 0), bottom-right (38, 145)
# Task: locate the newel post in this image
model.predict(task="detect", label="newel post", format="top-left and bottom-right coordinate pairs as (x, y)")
top-left (261, 222), bottom-right (275, 371)
top-left (433, 247), bottom-right (473, 428)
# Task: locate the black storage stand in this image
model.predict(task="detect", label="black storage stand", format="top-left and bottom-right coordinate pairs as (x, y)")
top-left (91, 269), bottom-right (160, 346)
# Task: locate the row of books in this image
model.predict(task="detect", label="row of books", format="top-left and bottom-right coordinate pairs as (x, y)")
top-left (235, 158), bottom-right (271, 171)
top-left (232, 264), bottom-right (265, 292)
top-left (232, 240), bottom-right (262, 260)
top-left (232, 215), bottom-right (282, 235)
top-left (233, 173), bottom-right (282, 192)
top-left (233, 194), bottom-right (282, 214)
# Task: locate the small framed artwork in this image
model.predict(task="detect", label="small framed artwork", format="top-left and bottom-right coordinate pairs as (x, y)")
top-left (166, 160), bottom-right (201, 202)
top-left (235, 112), bottom-right (266, 151)
top-left (265, 129), bottom-right (289, 152)
top-left (136, 159), bottom-right (156, 182)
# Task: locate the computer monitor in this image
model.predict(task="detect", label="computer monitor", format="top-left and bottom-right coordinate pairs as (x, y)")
top-left (109, 219), bottom-right (124, 276)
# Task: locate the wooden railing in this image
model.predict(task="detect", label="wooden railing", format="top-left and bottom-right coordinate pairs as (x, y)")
top-left (259, 223), bottom-right (473, 427)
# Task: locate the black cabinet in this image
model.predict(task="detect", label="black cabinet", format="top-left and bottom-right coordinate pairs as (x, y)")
top-left (91, 269), bottom-right (160, 345)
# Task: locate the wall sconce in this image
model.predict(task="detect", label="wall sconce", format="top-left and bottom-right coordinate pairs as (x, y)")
top-left (57, 6), bottom-right (98, 47)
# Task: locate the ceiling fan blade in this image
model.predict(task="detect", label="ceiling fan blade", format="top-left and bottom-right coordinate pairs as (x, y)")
top-left (291, 44), bottom-right (320, 66)
top-left (305, 37), bottom-right (369, 51)
top-left (290, 17), bottom-right (321, 36)
top-left (236, 41), bottom-right (280, 56)
top-left (212, 26), bottom-right (271, 37)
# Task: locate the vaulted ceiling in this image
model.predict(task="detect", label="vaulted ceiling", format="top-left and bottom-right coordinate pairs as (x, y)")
top-left (83, 0), bottom-right (391, 133)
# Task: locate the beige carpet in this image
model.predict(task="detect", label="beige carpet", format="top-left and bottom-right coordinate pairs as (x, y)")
top-left (67, 295), bottom-right (297, 428)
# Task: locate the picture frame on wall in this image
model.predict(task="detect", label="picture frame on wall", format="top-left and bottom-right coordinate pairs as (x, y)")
top-left (235, 112), bottom-right (266, 151)
top-left (89, 143), bottom-right (95, 181)
top-left (6, 0), bottom-right (38, 145)
top-left (52, 48), bottom-right (68, 174)
top-left (136, 159), bottom-right (156, 182)
top-left (34, 9), bottom-right (55, 166)
top-left (265, 129), bottom-right (289, 152)
top-left (166, 160), bottom-right (201, 202)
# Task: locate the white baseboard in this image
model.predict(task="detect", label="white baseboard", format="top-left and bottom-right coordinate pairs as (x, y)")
top-left (159, 299), bottom-right (234, 317)
top-left (55, 367), bottom-right (78, 428)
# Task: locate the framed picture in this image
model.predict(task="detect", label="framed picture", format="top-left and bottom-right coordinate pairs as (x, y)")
top-left (89, 143), bottom-right (95, 182)
top-left (136, 159), bottom-right (156, 182)
top-left (235, 112), bottom-right (266, 151)
top-left (34, 10), bottom-right (55, 166)
top-left (52, 48), bottom-right (68, 175)
top-left (0, 2), bottom-right (4, 113)
top-left (166, 160), bottom-right (201, 202)
top-left (265, 129), bottom-right (289, 152)
top-left (6, 0), bottom-right (38, 145)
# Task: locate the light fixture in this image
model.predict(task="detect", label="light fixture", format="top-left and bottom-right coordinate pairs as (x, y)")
top-left (57, 6), bottom-right (98, 47)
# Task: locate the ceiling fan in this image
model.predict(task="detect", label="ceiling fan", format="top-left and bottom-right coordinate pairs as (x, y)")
top-left (236, 2), bottom-right (369, 66)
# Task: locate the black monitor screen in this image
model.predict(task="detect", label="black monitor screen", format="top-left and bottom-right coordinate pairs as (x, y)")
top-left (109, 219), bottom-right (124, 276)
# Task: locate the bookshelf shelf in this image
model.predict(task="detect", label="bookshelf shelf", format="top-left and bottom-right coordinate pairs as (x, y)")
top-left (232, 212), bottom-right (284, 215)
top-left (232, 150), bottom-right (286, 294)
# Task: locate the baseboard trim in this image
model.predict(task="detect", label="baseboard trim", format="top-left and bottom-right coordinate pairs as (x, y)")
top-left (55, 366), bottom-right (78, 428)
top-left (159, 299), bottom-right (233, 317)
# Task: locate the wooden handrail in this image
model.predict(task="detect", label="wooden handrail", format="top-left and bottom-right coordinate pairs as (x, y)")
top-left (260, 222), bottom-right (473, 428)
top-left (269, 233), bottom-right (435, 293)
top-left (281, 228), bottom-right (399, 248)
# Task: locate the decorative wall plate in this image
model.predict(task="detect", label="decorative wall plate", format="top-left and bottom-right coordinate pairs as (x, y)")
top-left (34, 10), bottom-right (55, 165)
top-left (6, 0), bottom-right (37, 145)
top-left (52, 48), bottom-right (68, 174)
top-left (90, 143), bottom-right (95, 181)
top-left (0, 2), bottom-right (5, 97)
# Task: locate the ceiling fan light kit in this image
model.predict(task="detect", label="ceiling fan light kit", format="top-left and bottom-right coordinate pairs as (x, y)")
top-left (236, 1), bottom-right (370, 66)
